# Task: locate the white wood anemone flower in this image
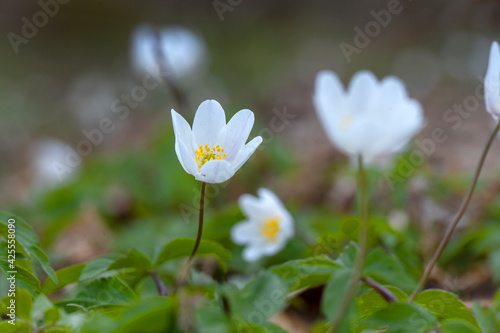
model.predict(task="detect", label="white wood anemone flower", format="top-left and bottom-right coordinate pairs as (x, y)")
top-left (485, 41), bottom-right (500, 120)
top-left (313, 70), bottom-right (424, 161)
top-left (171, 99), bottom-right (263, 184)
top-left (231, 188), bottom-right (294, 262)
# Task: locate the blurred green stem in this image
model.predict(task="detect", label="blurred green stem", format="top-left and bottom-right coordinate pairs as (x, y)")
top-left (328, 155), bottom-right (369, 332)
top-left (409, 120), bottom-right (500, 301)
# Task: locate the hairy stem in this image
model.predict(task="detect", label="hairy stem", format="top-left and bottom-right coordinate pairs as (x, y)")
top-left (409, 120), bottom-right (500, 301)
top-left (328, 155), bottom-right (369, 332)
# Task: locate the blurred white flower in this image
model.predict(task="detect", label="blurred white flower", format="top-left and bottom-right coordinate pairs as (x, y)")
top-left (484, 41), bottom-right (500, 120)
top-left (31, 138), bottom-right (77, 189)
top-left (231, 188), bottom-right (294, 262)
top-left (313, 70), bottom-right (424, 161)
top-left (171, 99), bottom-right (262, 184)
top-left (131, 24), bottom-right (206, 83)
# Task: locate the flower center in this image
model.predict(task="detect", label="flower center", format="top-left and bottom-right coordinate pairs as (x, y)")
top-left (195, 144), bottom-right (226, 171)
top-left (261, 217), bottom-right (280, 242)
top-left (341, 115), bottom-right (353, 131)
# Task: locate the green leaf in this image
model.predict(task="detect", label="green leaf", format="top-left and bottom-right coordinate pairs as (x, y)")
top-left (16, 289), bottom-right (32, 321)
top-left (414, 290), bottom-right (479, 329)
top-left (362, 302), bottom-right (437, 333)
top-left (112, 297), bottom-right (176, 333)
top-left (0, 259), bottom-right (41, 295)
top-left (270, 255), bottom-right (340, 292)
top-left (363, 248), bottom-right (416, 293)
top-left (31, 293), bottom-right (55, 322)
top-left (320, 267), bottom-right (353, 321)
top-left (227, 271), bottom-right (288, 323)
top-left (196, 303), bottom-right (231, 333)
top-left (79, 255), bottom-right (121, 281)
top-left (358, 286), bottom-right (408, 321)
top-left (42, 264), bottom-right (86, 295)
top-left (107, 249), bottom-right (152, 287)
top-left (472, 302), bottom-right (499, 333)
top-left (155, 238), bottom-right (231, 271)
top-left (74, 277), bottom-right (136, 307)
top-left (334, 241), bottom-right (358, 268)
top-left (0, 322), bottom-right (31, 333)
top-left (440, 320), bottom-right (480, 333)
top-left (0, 211), bottom-right (57, 284)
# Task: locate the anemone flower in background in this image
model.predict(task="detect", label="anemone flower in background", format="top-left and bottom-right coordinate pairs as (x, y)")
top-left (171, 99), bottom-right (263, 184)
top-left (130, 24), bottom-right (207, 83)
top-left (313, 70), bottom-right (424, 162)
top-left (231, 188), bottom-right (294, 262)
top-left (485, 41), bottom-right (500, 120)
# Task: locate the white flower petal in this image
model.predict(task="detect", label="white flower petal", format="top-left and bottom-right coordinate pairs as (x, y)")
top-left (485, 41), bottom-right (500, 118)
top-left (232, 136), bottom-right (263, 172)
top-left (242, 245), bottom-right (264, 262)
top-left (257, 188), bottom-right (290, 218)
top-left (313, 71), bottom-right (345, 145)
top-left (313, 69), bottom-right (424, 160)
top-left (230, 220), bottom-right (261, 245)
top-left (176, 140), bottom-right (198, 176)
top-left (192, 100), bottom-right (226, 148)
top-left (171, 109), bottom-right (193, 153)
top-left (224, 109), bottom-right (255, 161)
top-left (196, 159), bottom-right (234, 183)
top-left (347, 70), bottom-right (378, 115)
top-left (238, 193), bottom-right (269, 220)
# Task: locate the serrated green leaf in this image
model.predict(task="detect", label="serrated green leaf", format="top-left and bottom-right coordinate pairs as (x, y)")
top-left (42, 264), bottom-right (86, 295)
top-left (0, 211), bottom-right (56, 284)
top-left (414, 289), bottom-right (479, 329)
top-left (270, 255), bottom-right (340, 292)
top-left (362, 302), bottom-right (437, 333)
top-left (155, 238), bottom-right (231, 271)
top-left (0, 259), bottom-right (41, 296)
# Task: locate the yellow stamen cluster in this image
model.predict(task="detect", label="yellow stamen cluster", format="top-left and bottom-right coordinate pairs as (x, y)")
top-left (195, 144), bottom-right (226, 171)
top-left (261, 217), bottom-right (281, 242)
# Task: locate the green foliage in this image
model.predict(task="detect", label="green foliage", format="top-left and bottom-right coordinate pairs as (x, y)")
top-left (413, 289), bottom-right (479, 329)
top-left (155, 238), bottom-right (232, 271)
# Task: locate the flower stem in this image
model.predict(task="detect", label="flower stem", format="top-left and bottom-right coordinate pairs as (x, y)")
top-left (150, 270), bottom-right (169, 296)
top-left (328, 155), bottom-right (369, 332)
top-left (186, 182), bottom-right (207, 269)
top-left (409, 120), bottom-right (500, 301)
top-left (361, 277), bottom-right (397, 303)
